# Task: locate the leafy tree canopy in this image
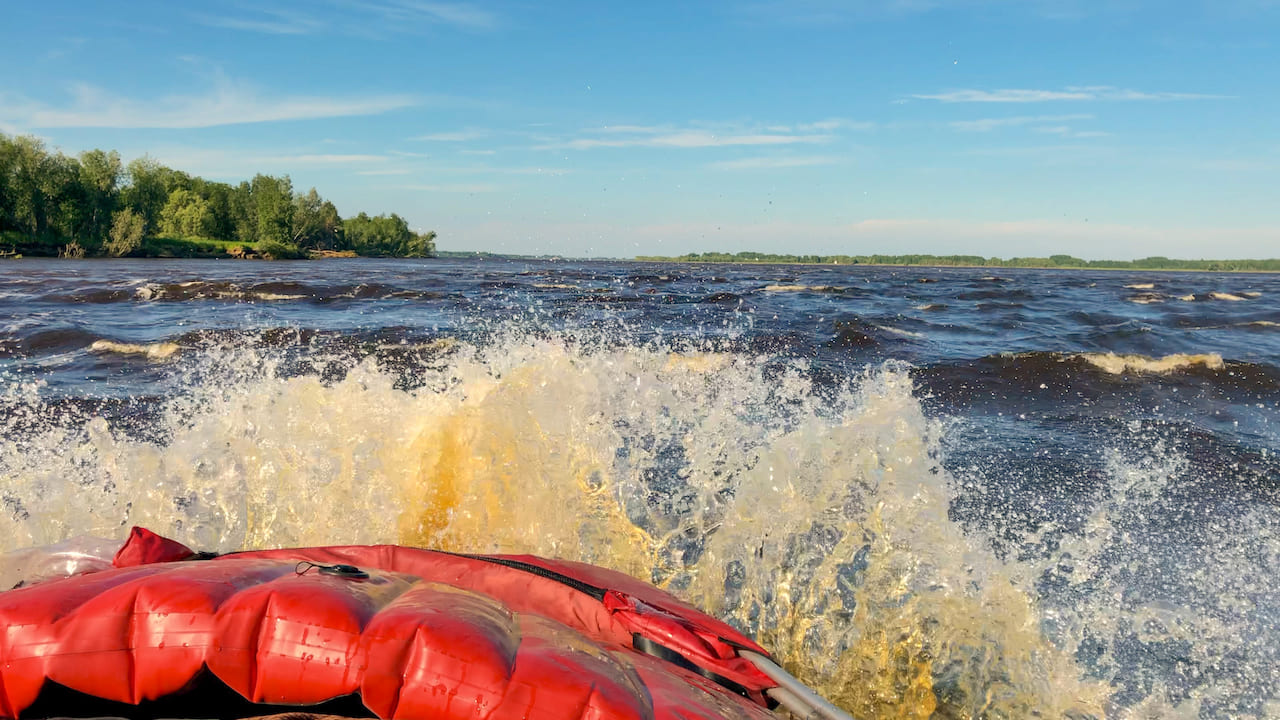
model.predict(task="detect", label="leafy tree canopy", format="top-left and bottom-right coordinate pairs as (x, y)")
top-left (0, 132), bottom-right (437, 259)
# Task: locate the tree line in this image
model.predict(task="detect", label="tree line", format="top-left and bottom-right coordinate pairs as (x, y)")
top-left (0, 133), bottom-right (435, 259)
top-left (637, 251), bottom-right (1280, 272)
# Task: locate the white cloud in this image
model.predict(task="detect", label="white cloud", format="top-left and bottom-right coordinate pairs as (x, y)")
top-left (2, 78), bottom-right (418, 129)
top-left (1033, 125), bottom-right (1111, 138)
top-left (949, 113), bottom-right (1094, 131)
top-left (914, 86), bottom-right (1229, 103)
top-left (413, 129), bottom-right (488, 142)
top-left (119, 147), bottom-right (391, 178)
top-left (402, 183), bottom-right (499, 192)
top-left (709, 155), bottom-right (840, 170)
top-left (543, 130), bottom-right (835, 151)
top-left (596, 124), bottom-right (671, 134)
top-left (404, 163), bottom-right (570, 176)
top-left (285, 154), bottom-right (390, 164)
top-left (390, 1), bottom-right (496, 29)
top-left (539, 119), bottom-right (866, 151)
top-left (797, 118), bottom-right (875, 132)
top-left (195, 7), bottom-right (323, 35)
top-left (197, 0), bottom-right (496, 35)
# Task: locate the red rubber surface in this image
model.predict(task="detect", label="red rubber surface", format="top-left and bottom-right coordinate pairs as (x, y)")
top-left (0, 531), bottom-right (777, 720)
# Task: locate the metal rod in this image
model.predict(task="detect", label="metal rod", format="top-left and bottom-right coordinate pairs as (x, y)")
top-left (765, 685), bottom-right (824, 720)
top-left (739, 650), bottom-right (857, 720)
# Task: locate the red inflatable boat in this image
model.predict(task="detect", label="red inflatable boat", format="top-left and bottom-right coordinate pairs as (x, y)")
top-left (0, 528), bottom-right (849, 720)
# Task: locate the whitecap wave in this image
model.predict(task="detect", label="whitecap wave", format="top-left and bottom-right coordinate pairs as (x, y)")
top-left (1078, 352), bottom-right (1224, 375)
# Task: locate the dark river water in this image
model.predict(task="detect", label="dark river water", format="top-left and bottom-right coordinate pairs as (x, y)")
top-left (1, 258), bottom-right (1277, 719)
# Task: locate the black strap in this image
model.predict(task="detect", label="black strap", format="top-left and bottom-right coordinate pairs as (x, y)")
top-left (460, 553), bottom-right (608, 601)
top-left (631, 634), bottom-right (756, 699)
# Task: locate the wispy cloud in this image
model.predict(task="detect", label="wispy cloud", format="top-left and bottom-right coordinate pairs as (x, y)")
top-left (796, 118), bottom-right (875, 132)
top-left (709, 155), bottom-right (840, 170)
top-left (742, 1), bottom-right (1158, 25)
top-left (402, 183), bottom-right (499, 192)
top-left (948, 113), bottom-right (1108, 138)
top-left (1, 77), bottom-right (418, 129)
top-left (914, 86), bottom-right (1230, 103)
top-left (282, 154), bottom-right (390, 164)
top-left (195, 6), bottom-right (323, 34)
top-left (741, 0), bottom-right (943, 25)
top-left (592, 119), bottom-right (871, 136)
top-left (1033, 125), bottom-right (1111, 138)
top-left (413, 128), bottom-right (488, 142)
top-left (116, 147), bottom-right (394, 178)
top-left (403, 163), bottom-right (570, 176)
top-left (539, 124), bottom-right (837, 151)
top-left (597, 124), bottom-right (671, 134)
top-left (568, 132), bottom-right (833, 150)
top-left (198, 0), bottom-right (497, 36)
top-left (369, 1), bottom-right (496, 29)
top-left (949, 113), bottom-right (1094, 132)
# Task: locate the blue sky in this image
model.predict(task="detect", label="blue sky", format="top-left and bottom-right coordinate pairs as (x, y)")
top-left (2, 0), bottom-right (1277, 258)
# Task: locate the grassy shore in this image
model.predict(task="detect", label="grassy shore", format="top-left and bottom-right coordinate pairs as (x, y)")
top-left (0, 232), bottom-right (361, 260)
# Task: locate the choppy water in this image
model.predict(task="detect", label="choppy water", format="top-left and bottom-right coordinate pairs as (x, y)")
top-left (1, 258), bottom-right (1277, 719)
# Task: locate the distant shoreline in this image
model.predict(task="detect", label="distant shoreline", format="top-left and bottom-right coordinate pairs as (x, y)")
top-left (631, 252), bottom-right (1280, 274)
top-left (631, 259), bottom-right (1280, 274)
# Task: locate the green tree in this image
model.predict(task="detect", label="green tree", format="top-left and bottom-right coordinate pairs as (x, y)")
top-left (250, 174), bottom-right (294, 245)
top-left (317, 200), bottom-right (344, 250)
top-left (1049, 254), bottom-right (1085, 267)
top-left (290, 187), bottom-right (324, 247)
top-left (105, 208), bottom-right (145, 257)
top-left (345, 212), bottom-right (415, 256)
top-left (77, 149), bottom-right (123, 247)
top-left (159, 188), bottom-right (215, 238)
top-left (190, 178), bottom-right (236, 240)
top-left (404, 230), bottom-right (437, 257)
top-left (289, 188), bottom-right (347, 250)
top-left (42, 151), bottom-right (85, 242)
top-left (122, 156), bottom-right (172, 234)
top-left (6, 135), bottom-right (53, 237)
top-left (228, 181), bottom-right (256, 243)
top-left (0, 134), bottom-right (16, 233)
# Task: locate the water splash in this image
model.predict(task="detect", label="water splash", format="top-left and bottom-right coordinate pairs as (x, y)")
top-left (4, 331), bottom-right (1273, 716)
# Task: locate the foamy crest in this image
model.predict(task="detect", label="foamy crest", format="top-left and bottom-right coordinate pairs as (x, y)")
top-left (1079, 352), bottom-right (1225, 375)
top-left (764, 284), bottom-right (842, 293)
top-left (89, 339), bottom-right (182, 360)
top-left (873, 325), bottom-right (926, 339)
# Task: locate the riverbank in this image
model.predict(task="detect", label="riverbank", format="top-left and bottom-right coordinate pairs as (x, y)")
top-left (2, 231), bottom-right (382, 260)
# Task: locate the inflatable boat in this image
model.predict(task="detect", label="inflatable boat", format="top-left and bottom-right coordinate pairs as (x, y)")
top-left (0, 528), bottom-right (850, 720)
